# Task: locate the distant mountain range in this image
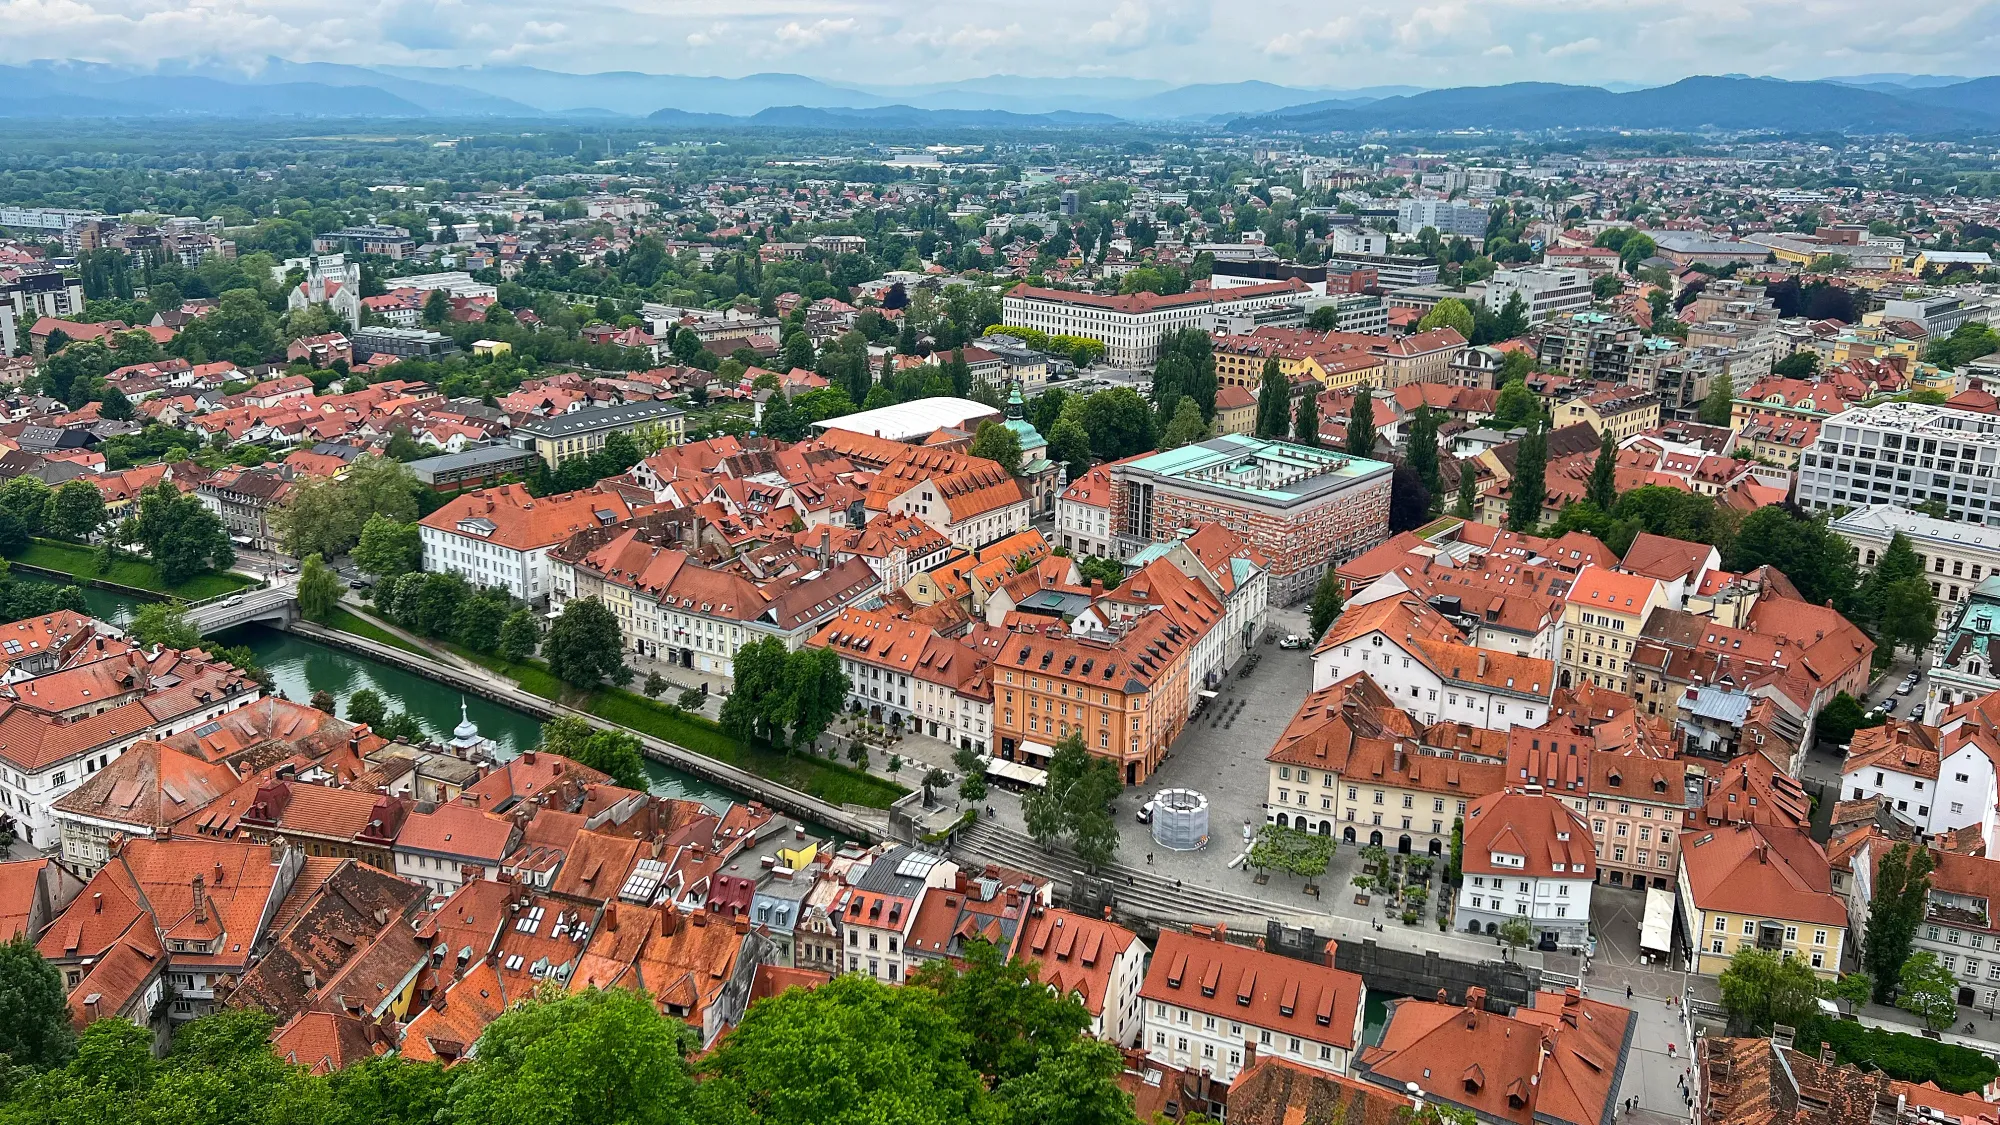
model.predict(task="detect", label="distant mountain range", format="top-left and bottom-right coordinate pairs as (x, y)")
top-left (0, 60), bottom-right (1996, 135)
top-left (1230, 76), bottom-right (2000, 135)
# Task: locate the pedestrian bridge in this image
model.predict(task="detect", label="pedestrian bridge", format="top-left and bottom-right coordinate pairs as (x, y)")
top-left (185, 586), bottom-right (298, 633)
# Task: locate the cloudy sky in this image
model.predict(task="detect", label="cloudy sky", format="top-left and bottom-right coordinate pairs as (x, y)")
top-left (3, 0), bottom-right (1998, 88)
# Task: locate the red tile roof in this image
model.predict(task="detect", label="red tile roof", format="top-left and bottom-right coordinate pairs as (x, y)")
top-left (1139, 928), bottom-right (1363, 1050)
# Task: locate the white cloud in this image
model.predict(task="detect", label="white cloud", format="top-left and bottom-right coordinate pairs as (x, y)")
top-left (770, 16), bottom-right (857, 50)
top-left (1263, 16), bottom-right (1362, 57)
top-left (1085, 0), bottom-right (1209, 53)
top-left (0, 0), bottom-right (1995, 94)
top-left (1545, 36), bottom-right (1603, 57)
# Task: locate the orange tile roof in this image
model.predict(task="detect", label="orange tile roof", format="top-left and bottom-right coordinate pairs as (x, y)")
top-left (51, 740), bottom-right (240, 832)
top-left (1019, 908), bottom-right (1140, 1020)
top-left (1460, 789), bottom-right (1596, 881)
top-left (1566, 565), bottom-right (1660, 614)
top-left (1140, 928), bottom-right (1363, 1050)
top-left (1681, 820), bottom-right (1846, 926)
top-left (272, 1010), bottom-right (387, 1074)
top-left (420, 483), bottom-right (637, 552)
top-left (1359, 989), bottom-right (1633, 1125)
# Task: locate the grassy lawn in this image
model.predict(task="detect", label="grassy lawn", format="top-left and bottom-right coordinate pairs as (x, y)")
top-left (442, 643), bottom-right (907, 809)
top-left (588, 688), bottom-right (907, 809)
top-left (321, 608), bottom-right (432, 657)
top-left (10, 539), bottom-right (255, 600)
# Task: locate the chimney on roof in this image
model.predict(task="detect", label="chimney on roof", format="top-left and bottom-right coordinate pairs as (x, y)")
top-left (1243, 1039), bottom-right (1257, 1068)
top-left (303, 969), bottom-right (318, 991)
top-left (191, 874), bottom-right (208, 924)
top-left (84, 994), bottom-right (100, 1021)
top-left (269, 835), bottom-right (287, 866)
top-left (92, 892), bottom-right (102, 914)
top-left (212, 861), bottom-right (224, 887)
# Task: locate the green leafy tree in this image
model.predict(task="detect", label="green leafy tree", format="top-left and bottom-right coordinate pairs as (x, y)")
top-left (1726, 506), bottom-right (1860, 613)
top-left (1866, 842), bottom-right (1938, 1003)
top-left (1405, 406), bottom-right (1441, 500)
top-left (908, 937), bottom-right (1095, 1083)
top-left (1820, 972), bottom-right (1874, 1008)
top-left (721, 636), bottom-right (791, 748)
top-left (310, 689), bottom-right (337, 713)
top-left (1048, 416), bottom-right (1092, 480)
top-left (346, 688), bottom-right (388, 729)
top-left (969, 420), bottom-right (1023, 476)
top-left (1309, 568), bottom-right (1345, 641)
top-left (0, 477), bottom-right (51, 537)
top-left (543, 597), bottom-right (631, 691)
top-left (644, 672), bottom-right (668, 698)
top-left (538, 715), bottom-right (648, 789)
top-left (451, 987), bottom-right (695, 1125)
top-left (1454, 461), bottom-right (1478, 519)
top-left (1878, 577), bottom-right (1939, 660)
top-left (499, 608), bottom-right (540, 662)
top-left (130, 602), bottom-right (201, 650)
top-left (994, 1037), bottom-right (1134, 1125)
top-left (1693, 363), bottom-right (1735, 424)
top-left (1307, 305), bottom-right (1339, 331)
top-left (695, 974), bottom-right (990, 1125)
top-left (1505, 426), bottom-right (1547, 532)
top-left (1497, 916), bottom-right (1533, 948)
top-left (45, 480), bottom-right (106, 542)
top-left (1489, 380), bottom-right (1545, 430)
top-left (1160, 397), bottom-right (1210, 451)
top-left (352, 516), bottom-right (423, 582)
top-left (120, 481), bottom-right (233, 585)
top-left (453, 590), bottom-right (513, 654)
top-left (422, 288), bottom-right (451, 327)
top-left (1492, 292), bottom-right (1529, 341)
top-left (1254, 358), bottom-right (1290, 439)
top-left (783, 645), bottom-right (850, 750)
top-left (1586, 428), bottom-right (1619, 512)
top-left (1020, 733), bottom-right (1122, 869)
top-left (953, 745), bottom-right (989, 803)
top-left (1772, 351), bottom-right (1821, 378)
top-left (1717, 946), bottom-right (1823, 1034)
top-left (1924, 322), bottom-right (2000, 371)
top-left (296, 552), bottom-right (342, 623)
top-left (1417, 298), bottom-right (1475, 340)
top-left (1900, 951), bottom-right (1959, 1032)
top-left (1281, 382), bottom-right (1317, 447)
top-left (0, 933), bottom-right (77, 1070)
top-left (1079, 388), bottom-right (1158, 461)
top-left (1344, 384), bottom-right (1375, 455)
top-left (1817, 692), bottom-right (1883, 748)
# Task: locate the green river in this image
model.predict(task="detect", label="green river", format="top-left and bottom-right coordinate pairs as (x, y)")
top-left (71, 586), bottom-right (737, 811)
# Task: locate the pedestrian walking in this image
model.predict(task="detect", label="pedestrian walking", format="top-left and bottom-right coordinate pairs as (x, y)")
top-left (1626, 986), bottom-right (1633, 1000)
top-left (1668, 1042), bottom-right (1677, 1058)
top-left (1147, 852), bottom-right (1154, 864)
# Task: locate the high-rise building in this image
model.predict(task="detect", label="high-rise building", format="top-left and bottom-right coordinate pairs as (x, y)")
top-left (1797, 401), bottom-right (2000, 526)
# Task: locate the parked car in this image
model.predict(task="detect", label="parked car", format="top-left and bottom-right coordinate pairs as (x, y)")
top-left (1137, 799), bottom-right (1156, 824)
top-left (1278, 634), bottom-right (1308, 650)
top-left (1897, 681), bottom-right (1914, 695)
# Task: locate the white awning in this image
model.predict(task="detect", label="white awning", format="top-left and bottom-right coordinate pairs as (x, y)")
top-left (985, 758), bottom-right (1048, 787)
top-left (1641, 886), bottom-right (1676, 954)
top-left (1197, 690), bottom-right (1220, 700)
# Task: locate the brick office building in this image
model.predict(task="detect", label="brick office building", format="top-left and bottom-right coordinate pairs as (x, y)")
top-left (1107, 435), bottom-right (1392, 605)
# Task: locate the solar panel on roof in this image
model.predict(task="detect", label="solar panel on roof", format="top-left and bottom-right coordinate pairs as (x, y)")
top-left (894, 851), bottom-right (941, 880)
top-left (621, 858), bottom-right (667, 901)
